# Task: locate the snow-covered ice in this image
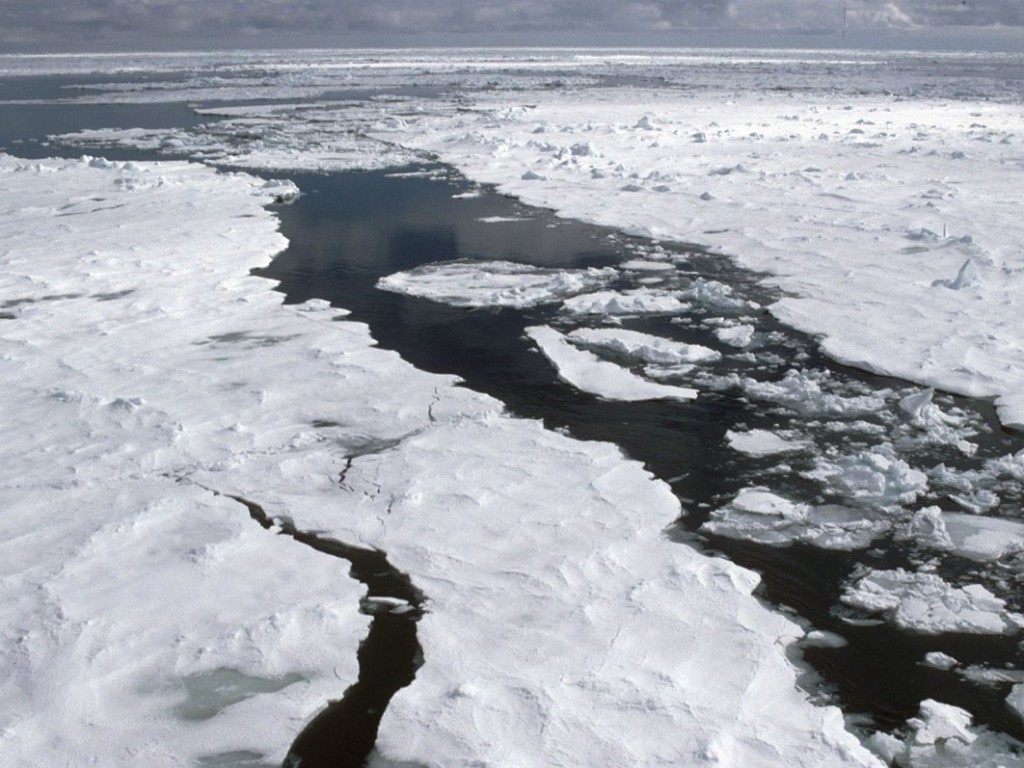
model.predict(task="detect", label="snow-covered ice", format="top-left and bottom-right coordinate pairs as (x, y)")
top-left (868, 699), bottom-right (1024, 768)
top-left (0, 152), bottom-right (882, 766)
top-left (567, 326), bottom-right (720, 365)
top-left (898, 507), bottom-right (1024, 563)
top-left (8, 45), bottom-right (1024, 767)
top-left (377, 259), bottom-right (618, 309)
top-left (703, 488), bottom-right (891, 550)
top-left (726, 428), bottom-right (809, 457)
top-left (840, 569), bottom-right (1024, 635)
top-left (526, 325), bottom-right (699, 402)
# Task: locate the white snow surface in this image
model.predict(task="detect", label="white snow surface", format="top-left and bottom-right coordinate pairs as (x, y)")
top-left (0, 153), bottom-right (882, 766)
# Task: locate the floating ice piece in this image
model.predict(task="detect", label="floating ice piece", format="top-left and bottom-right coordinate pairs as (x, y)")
top-left (726, 429), bottom-right (809, 457)
top-left (803, 630), bottom-right (848, 648)
top-left (561, 288), bottom-right (690, 316)
top-left (896, 387), bottom-right (978, 455)
top-left (567, 327), bottom-right (720, 366)
top-left (740, 369), bottom-right (888, 417)
top-left (679, 278), bottom-right (756, 311)
top-left (619, 258), bottom-right (674, 272)
top-left (715, 323), bottom-right (756, 348)
top-left (866, 699), bottom-right (1024, 768)
top-left (377, 259), bottom-right (617, 309)
top-left (1009, 685), bottom-right (1024, 723)
top-left (809, 447), bottom-right (928, 506)
top-left (703, 488), bottom-right (889, 550)
top-left (996, 393), bottom-right (1024, 432)
top-left (899, 388), bottom-right (936, 420)
top-left (526, 325), bottom-right (698, 402)
top-left (922, 652), bottom-right (959, 671)
top-left (840, 569), bottom-right (1024, 635)
top-left (898, 507), bottom-right (1024, 563)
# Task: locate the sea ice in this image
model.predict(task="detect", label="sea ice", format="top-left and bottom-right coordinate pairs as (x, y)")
top-left (377, 259), bottom-right (618, 309)
top-left (840, 569), bottom-right (1024, 635)
top-left (808, 447), bottom-right (928, 506)
top-left (561, 287), bottom-right (691, 316)
top-left (898, 507), bottom-right (1024, 563)
top-left (703, 488), bottom-right (890, 550)
top-left (1009, 685), bottom-right (1024, 723)
top-left (526, 325), bottom-right (699, 401)
top-left (567, 326), bottom-right (720, 366)
top-left (726, 428), bottom-right (809, 457)
top-left (0, 150), bottom-right (882, 767)
top-left (867, 699), bottom-right (1024, 768)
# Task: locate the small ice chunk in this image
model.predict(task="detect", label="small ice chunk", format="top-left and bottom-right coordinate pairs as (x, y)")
top-left (870, 699), bottom-right (1024, 768)
top-left (703, 488), bottom-right (889, 550)
top-left (899, 388), bottom-right (936, 420)
top-left (619, 259), bottom-right (674, 272)
top-left (803, 630), bottom-right (848, 648)
top-left (679, 279), bottom-right (754, 311)
top-left (726, 429), bottom-right (809, 457)
top-left (932, 258), bottom-right (982, 290)
top-left (922, 652), bottom-right (959, 670)
top-left (715, 324), bottom-right (755, 348)
top-left (731, 488), bottom-right (808, 520)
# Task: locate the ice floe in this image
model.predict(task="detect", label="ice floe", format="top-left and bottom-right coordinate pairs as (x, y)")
top-left (726, 428), bottom-right (810, 457)
top-left (526, 325), bottom-right (699, 402)
top-left (703, 488), bottom-right (891, 550)
top-left (377, 259), bottom-right (618, 309)
top-left (897, 507), bottom-right (1024, 563)
top-left (809, 447), bottom-right (929, 506)
top-left (567, 326), bottom-right (720, 366)
top-left (868, 698), bottom-right (1024, 768)
top-left (840, 569), bottom-right (1024, 636)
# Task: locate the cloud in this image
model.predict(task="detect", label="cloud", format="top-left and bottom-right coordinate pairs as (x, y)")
top-left (1, 0), bottom-right (1022, 50)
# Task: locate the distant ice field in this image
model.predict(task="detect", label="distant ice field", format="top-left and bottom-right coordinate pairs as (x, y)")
top-left (3, 47), bottom-right (1024, 768)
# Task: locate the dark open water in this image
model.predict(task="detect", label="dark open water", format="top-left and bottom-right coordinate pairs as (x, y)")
top-left (4, 74), bottom-right (1024, 763)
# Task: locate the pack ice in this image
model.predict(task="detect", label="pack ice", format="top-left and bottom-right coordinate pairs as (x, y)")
top-left (0, 152), bottom-right (887, 766)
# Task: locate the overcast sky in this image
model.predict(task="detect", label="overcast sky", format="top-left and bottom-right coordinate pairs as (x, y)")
top-left (2, 0), bottom-right (1022, 52)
